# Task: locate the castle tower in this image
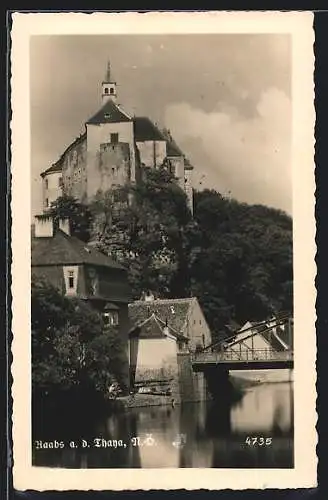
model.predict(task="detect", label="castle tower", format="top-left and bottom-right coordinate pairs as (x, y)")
top-left (102, 61), bottom-right (117, 104)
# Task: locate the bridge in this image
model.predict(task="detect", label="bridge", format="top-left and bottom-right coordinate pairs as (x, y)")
top-left (191, 348), bottom-right (293, 371)
top-left (191, 315), bottom-right (294, 371)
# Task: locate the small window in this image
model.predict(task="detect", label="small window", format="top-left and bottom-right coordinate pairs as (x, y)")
top-left (103, 311), bottom-right (119, 326)
top-left (104, 87), bottom-right (109, 94)
top-left (68, 271), bottom-right (74, 289)
top-left (45, 198), bottom-right (49, 207)
top-left (58, 177), bottom-right (63, 187)
top-left (110, 87), bottom-right (114, 95)
top-left (45, 179), bottom-right (48, 189)
top-left (111, 133), bottom-right (119, 143)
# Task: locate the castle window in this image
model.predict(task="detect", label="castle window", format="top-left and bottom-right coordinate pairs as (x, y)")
top-left (68, 271), bottom-right (75, 289)
top-left (104, 88), bottom-right (109, 94)
top-left (111, 133), bottom-right (119, 143)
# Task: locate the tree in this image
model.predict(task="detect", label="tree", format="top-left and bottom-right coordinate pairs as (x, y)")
top-left (89, 167), bottom-right (193, 299)
top-left (189, 190), bottom-right (293, 342)
top-left (48, 195), bottom-right (93, 242)
top-left (31, 275), bottom-right (129, 399)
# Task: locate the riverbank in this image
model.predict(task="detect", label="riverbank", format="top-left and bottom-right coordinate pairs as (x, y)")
top-left (230, 369), bottom-right (294, 384)
top-left (113, 392), bottom-right (209, 409)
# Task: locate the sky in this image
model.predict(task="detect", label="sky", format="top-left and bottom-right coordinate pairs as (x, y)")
top-left (30, 34), bottom-right (292, 217)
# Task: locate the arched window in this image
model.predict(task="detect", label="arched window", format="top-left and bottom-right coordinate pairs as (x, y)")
top-left (104, 88), bottom-right (109, 94)
top-left (110, 87), bottom-right (114, 94)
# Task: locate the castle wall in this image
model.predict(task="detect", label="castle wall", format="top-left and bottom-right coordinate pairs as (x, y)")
top-left (167, 156), bottom-right (185, 190)
top-left (136, 140), bottom-right (167, 168)
top-left (98, 142), bottom-right (131, 192)
top-left (86, 122), bottom-right (136, 200)
top-left (42, 171), bottom-right (63, 210)
top-left (61, 137), bottom-right (87, 202)
top-left (184, 168), bottom-right (193, 214)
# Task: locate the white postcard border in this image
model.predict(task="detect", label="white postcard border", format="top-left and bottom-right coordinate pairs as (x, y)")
top-left (11, 11), bottom-right (317, 491)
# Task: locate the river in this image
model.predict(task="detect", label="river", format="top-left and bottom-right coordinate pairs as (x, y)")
top-left (32, 380), bottom-right (294, 469)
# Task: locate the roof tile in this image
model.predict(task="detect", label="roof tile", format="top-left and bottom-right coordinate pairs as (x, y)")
top-left (32, 230), bottom-right (125, 269)
top-left (133, 117), bottom-right (165, 142)
top-left (129, 298), bottom-right (195, 334)
top-left (86, 100), bottom-right (131, 125)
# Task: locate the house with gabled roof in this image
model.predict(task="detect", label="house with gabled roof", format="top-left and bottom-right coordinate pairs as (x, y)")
top-left (222, 317), bottom-right (293, 359)
top-left (31, 214), bottom-right (132, 342)
top-left (129, 312), bottom-right (190, 385)
top-left (40, 61), bottom-right (194, 213)
top-left (128, 291), bottom-right (212, 353)
top-left (128, 292), bottom-right (212, 398)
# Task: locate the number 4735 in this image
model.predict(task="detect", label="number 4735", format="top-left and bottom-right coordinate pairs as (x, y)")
top-left (245, 436), bottom-right (272, 446)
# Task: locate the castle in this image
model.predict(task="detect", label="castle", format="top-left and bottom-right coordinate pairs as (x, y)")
top-left (40, 62), bottom-right (194, 214)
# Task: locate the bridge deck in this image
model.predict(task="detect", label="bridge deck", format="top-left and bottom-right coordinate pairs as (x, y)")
top-left (191, 349), bottom-right (294, 371)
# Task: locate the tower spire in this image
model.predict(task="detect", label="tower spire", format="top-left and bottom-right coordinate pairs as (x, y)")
top-left (101, 60), bottom-right (117, 104)
top-left (105, 61), bottom-right (111, 82)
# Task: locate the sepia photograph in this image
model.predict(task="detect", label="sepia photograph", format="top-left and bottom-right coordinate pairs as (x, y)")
top-left (11, 11), bottom-right (316, 490)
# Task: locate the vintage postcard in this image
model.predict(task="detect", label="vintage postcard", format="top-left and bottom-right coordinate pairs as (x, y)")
top-left (11, 11), bottom-right (317, 491)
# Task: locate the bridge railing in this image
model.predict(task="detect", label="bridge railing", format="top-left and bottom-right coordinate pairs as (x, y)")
top-left (191, 349), bottom-right (294, 364)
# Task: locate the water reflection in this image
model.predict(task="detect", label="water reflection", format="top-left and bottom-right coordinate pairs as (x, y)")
top-left (33, 382), bottom-right (294, 469)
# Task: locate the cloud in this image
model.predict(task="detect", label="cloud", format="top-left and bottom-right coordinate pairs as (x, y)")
top-left (164, 88), bottom-right (292, 214)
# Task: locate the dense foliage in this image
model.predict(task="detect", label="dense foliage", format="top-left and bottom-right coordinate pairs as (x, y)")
top-left (32, 275), bottom-right (129, 397)
top-left (49, 169), bottom-right (293, 343)
top-left (89, 168), bottom-right (192, 299)
top-left (190, 190), bottom-right (293, 339)
top-left (49, 195), bottom-right (93, 242)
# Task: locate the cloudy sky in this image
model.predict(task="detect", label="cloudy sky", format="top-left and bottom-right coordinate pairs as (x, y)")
top-left (30, 34), bottom-right (292, 216)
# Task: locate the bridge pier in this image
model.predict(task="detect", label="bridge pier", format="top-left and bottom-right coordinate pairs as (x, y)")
top-left (202, 366), bottom-right (242, 405)
top-left (177, 352), bottom-right (208, 402)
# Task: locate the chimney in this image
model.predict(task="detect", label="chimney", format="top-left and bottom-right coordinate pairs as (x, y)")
top-left (59, 218), bottom-right (70, 236)
top-left (34, 215), bottom-right (54, 238)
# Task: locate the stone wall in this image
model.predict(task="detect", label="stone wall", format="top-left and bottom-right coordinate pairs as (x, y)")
top-left (61, 136), bottom-right (87, 202)
top-left (86, 122), bottom-right (136, 200)
top-left (98, 142), bottom-right (131, 192)
top-left (177, 352), bottom-right (208, 403)
top-left (136, 140), bottom-right (167, 168)
top-left (184, 168), bottom-right (193, 214)
top-left (43, 171), bottom-right (63, 210)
